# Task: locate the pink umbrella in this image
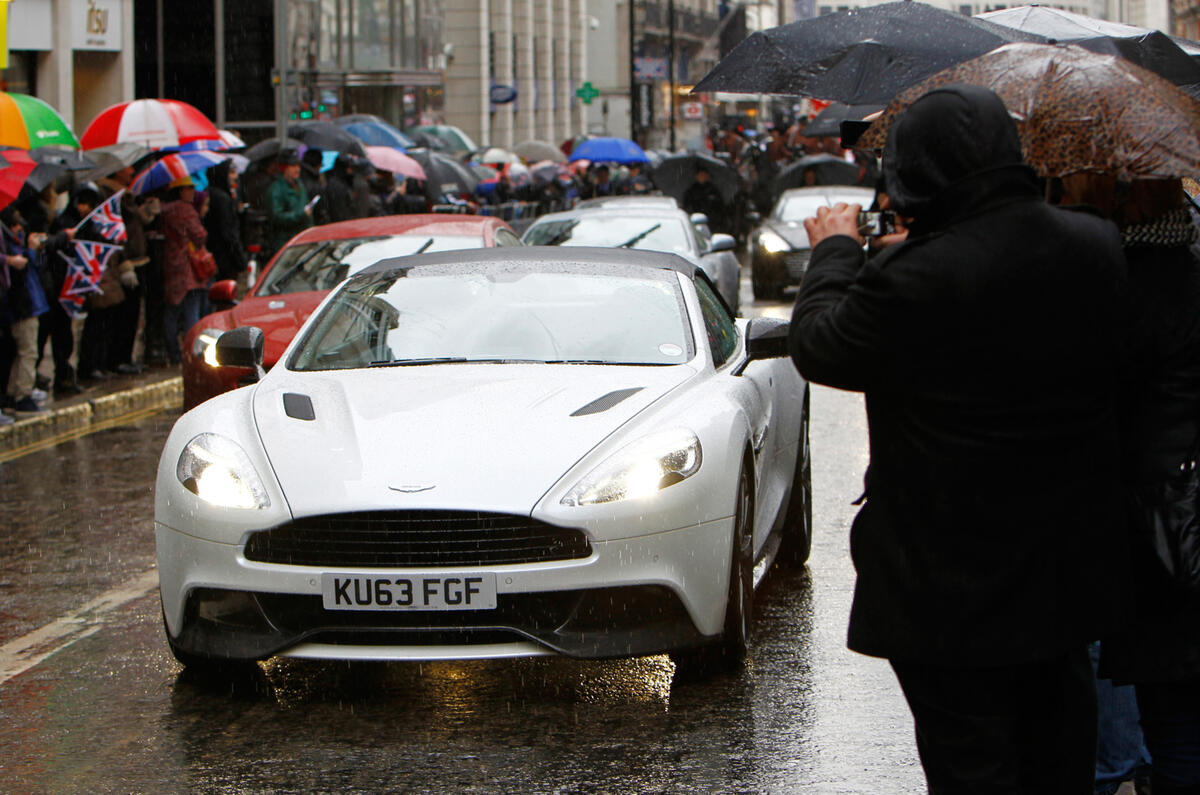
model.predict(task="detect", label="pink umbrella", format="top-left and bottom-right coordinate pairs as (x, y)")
top-left (364, 145), bottom-right (427, 181)
top-left (81, 99), bottom-right (222, 150)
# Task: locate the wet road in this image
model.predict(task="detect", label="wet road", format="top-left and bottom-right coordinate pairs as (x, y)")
top-left (0, 288), bottom-right (924, 793)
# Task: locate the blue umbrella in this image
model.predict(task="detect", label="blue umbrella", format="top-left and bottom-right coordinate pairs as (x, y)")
top-left (334, 115), bottom-right (415, 150)
top-left (568, 136), bottom-right (650, 164)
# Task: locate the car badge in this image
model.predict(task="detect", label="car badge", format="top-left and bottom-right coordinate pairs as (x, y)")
top-left (389, 484), bottom-right (436, 493)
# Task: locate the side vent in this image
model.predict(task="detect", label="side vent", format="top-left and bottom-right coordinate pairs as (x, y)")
top-left (570, 387), bottom-right (643, 417)
top-left (283, 393), bottom-right (316, 421)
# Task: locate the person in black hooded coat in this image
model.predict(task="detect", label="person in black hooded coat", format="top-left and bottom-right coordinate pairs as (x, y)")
top-left (204, 161), bottom-right (247, 282)
top-left (788, 85), bottom-right (1128, 792)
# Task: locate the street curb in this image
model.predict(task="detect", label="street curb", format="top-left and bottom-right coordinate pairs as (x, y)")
top-left (0, 377), bottom-right (182, 457)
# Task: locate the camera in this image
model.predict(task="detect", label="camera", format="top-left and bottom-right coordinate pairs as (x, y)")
top-left (857, 210), bottom-right (897, 237)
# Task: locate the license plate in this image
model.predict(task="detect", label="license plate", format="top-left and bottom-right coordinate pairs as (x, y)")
top-left (321, 573), bottom-right (497, 611)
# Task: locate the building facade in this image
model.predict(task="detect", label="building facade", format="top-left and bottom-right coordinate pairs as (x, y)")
top-left (440, 0), bottom-right (590, 151)
top-left (2, 0), bottom-right (135, 133)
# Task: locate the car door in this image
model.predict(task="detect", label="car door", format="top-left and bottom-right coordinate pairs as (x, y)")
top-left (693, 274), bottom-right (784, 555)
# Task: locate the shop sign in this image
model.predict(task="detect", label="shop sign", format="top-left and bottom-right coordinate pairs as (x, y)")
top-left (680, 101), bottom-right (703, 120)
top-left (73, 0), bottom-right (122, 52)
top-left (489, 84), bottom-right (517, 104)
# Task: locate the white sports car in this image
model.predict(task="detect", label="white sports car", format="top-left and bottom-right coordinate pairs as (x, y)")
top-left (155, 247), bottom-right (811, 672)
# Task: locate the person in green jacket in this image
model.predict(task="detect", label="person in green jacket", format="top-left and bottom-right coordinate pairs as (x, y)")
top-left (265, 149), bottom-right (312, 258)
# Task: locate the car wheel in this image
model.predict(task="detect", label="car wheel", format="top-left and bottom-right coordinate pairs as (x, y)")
top-left (751, 257), bottom-right (783, 301)
top-left (778, 385), bottom-right (813, 567)
top-left (672, 462), bottom-right (755, 677)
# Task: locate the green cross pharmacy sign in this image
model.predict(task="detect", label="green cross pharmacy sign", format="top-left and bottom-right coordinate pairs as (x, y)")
top-left (575, 82), bottom-right (600, 105)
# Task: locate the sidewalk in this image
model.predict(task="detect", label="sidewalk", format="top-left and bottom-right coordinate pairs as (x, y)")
top-left (0, 367), bottom-right (183, 460)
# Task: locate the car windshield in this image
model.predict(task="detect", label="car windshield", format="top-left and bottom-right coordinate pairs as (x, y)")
top-left (290, 265), bottom-right (693, 370)
top-left (255, 235), bottom-right (485, 296)
top-left (524, 215), bottom-right (692, 256)
top-left (776, 195), bottom-right (866, 222)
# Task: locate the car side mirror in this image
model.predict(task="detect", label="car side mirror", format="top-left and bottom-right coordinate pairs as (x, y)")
top-left (744, 316), bottom-right (790, 362)
top-left (709, 233), bottom-right (736, 253)
top-left (689, 212), bottom-right (710, 228)
top-left (746, 211), bottom-right (762, 224)
top-left (208, 279), bottom-right (238, 310)
top-left (215, 326), bottom-right (266, 381)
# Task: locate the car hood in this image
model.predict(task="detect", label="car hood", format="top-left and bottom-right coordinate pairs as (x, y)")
top-left (228, 292), bottom-right (327, 365)
top-left (252, 363), bottom-right (698, 518)
top-left (761, 219), bottom-right (811, 250)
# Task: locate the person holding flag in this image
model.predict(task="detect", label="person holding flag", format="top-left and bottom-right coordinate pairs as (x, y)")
top-left (74, 181), bottom-right (132, 380)
top-left (38, 182), bottom-right (106, 395)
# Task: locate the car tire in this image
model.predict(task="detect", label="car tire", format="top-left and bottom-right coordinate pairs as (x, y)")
top-left (751, 257), bottom-right (783, 301)
top-left (778, 385), bottom-right (813, 567)
top-left (672, 461), bottom-right (754, 678)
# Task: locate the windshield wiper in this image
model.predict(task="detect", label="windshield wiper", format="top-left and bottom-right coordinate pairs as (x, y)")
top-left (368, 357), bottom-right (470, 367)
top-left (617, 223), bottom-right (661, 249)
top-left (269, 241), bottom-right (334, 294)
top-left (412, 238), bottom-right (436, 255)
top-left (538, 220), bottom-right (579, 246)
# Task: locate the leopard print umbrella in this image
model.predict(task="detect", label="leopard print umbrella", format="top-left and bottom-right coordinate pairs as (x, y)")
top-left (858, 43), bottom-right (1200, 179)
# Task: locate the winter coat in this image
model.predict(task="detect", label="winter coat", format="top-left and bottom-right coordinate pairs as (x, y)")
top-left (265, 176), bottom-right (309, 254)
top-left (205, 162), bottom-right (247, 281)
top-left (1103, 235), bottom-right (1200, 684)
top-left (321, 168), bottom-right (356, 224)
top-left (161, 199), bottom-right (208, 306)
top-left (788, 85), bottom-right (1129, 667)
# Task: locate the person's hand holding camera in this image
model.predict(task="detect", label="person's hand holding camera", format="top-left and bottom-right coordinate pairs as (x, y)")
top-left (804, 202), bottom-right (864, 248)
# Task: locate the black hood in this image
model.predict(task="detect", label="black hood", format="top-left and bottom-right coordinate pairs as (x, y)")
top-left (882, 84), bottom-right (1039, 234)
top-left (208, 160), bottom-right (232, 194)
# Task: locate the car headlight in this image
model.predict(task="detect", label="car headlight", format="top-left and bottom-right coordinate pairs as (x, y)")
top-left (177, 433), bottom-right (271, 509)
top-left (758, 230), bottom-right (790, 254)
top-left (561, 429), bottom-right (702, 507)
top-left (192, 328), bottom-right (225, 367)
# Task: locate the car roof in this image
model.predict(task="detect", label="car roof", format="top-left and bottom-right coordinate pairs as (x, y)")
top-left (361, 245), bottom-right (701, 279)
top-left (574, 195), bottom-right (680, 210)
top-left (283, 214), bottom-right (512, 246)
top-left (777, 186), bottom-right (876, 202)
top-left (525, 203), bottom-right (691, 228)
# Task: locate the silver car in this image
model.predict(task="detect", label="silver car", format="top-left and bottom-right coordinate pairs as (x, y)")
top-left (523, 203), bottom-right (742, 315)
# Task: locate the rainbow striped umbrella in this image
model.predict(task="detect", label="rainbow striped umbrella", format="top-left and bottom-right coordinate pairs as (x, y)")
top-left (0, 92), bottom-right (79, 149)
top-left (129, 150), bottom-right (229, 195)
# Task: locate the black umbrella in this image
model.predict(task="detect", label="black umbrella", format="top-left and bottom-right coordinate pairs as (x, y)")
top-left (774, 155), bottom-right (863, 195)
top-left (407, 148), bottom-right (479, 200)
top-left (693, 1), bottom-right (1042, 104)
top-left (651, 152), bottom-right (739, 204)
top-left (801, 103), bottom-right (886, 138)
top-left (286, 121), bottom-right (367, 156)
top-left (244, 137), bottom-right (305, 162)
top-left (404, 130), bottom-right (452, 152)
top-left (976, 6), bottom-right (1200, 90)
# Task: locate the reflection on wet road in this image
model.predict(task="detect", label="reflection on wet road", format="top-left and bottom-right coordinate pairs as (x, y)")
top-left (0, 282), bottom-right (923, 793)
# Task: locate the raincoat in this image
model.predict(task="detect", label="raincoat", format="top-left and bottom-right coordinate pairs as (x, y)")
top-left (789, 85), bottom-right (1129, 666)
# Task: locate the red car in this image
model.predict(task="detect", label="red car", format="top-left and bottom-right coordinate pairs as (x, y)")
top-left (182, 214), bottom-right (523, 408)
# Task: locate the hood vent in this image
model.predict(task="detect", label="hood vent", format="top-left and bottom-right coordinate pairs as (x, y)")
top-left (283, 393), bottom-right (316, 421)
top-left (570, 387), bottom-right (643, 417)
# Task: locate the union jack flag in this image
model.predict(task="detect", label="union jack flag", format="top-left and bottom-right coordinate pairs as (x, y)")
top-left (58, 240), bottom-right (122, 317)
top-left (76, 191), bottom-right (127, 243)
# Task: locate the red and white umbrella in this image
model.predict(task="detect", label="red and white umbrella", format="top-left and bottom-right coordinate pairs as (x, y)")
top-left (80, 99), bottom-right (222, 150)
top-left (364, 145), bottom-right (427, 181)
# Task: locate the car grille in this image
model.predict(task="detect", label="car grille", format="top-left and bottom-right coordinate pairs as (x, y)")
top-left (243, 510), bottom-right (593, 567)
top-left (784, 251), bottom-right (811, 280)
